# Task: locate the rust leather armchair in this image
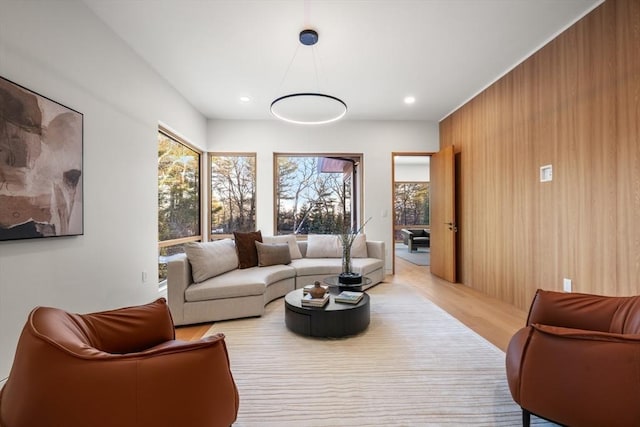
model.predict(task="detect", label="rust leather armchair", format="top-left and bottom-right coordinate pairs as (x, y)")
top-left (0, 298), bottom-right (239, 427)
top-left (506, 289), bottom-right (640, 427)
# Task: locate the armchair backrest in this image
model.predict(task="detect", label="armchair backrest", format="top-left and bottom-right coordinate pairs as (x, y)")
top-left (31, 298), bottom-right (175, 355)
top-left (77, 298), bottom-right (175, 353)
top-left (406, 229), bottom-right (428, 237)
top-left (527, 289), bottom-right (640, 334)
top-left (610, 297), bottom-right (640, 334)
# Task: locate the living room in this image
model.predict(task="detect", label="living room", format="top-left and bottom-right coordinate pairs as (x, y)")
top-left (1, 0), bottom-right (639, 424)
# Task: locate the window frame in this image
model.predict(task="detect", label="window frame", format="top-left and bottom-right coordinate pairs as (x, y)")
top-left (273, 153), bottom-right (364, 237)
top-left (208, 152), bottom-right (257, 240)
top-left (157, 126), bottom-right (204, 286)
top-left (393, 180), bottom-right (430, 241)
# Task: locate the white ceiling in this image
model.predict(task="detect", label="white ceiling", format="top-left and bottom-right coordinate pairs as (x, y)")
top-left (83, 0), bottom-right (601, 122)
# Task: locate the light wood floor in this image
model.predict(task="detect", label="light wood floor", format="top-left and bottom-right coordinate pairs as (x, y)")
top-left (176, 256), bottom-right (529, 352)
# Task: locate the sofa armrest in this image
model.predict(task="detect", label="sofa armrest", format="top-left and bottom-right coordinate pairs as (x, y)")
top-left (400, 229), bottom-right (411, 245)
top-left (167, 253), bottom-right (192, 325)
top-left (366, 240), bottom-right (385, 264)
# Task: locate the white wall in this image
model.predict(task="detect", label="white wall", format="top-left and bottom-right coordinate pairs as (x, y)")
top-left (0, 1), bottom-right (206, 379)
top-left (207, 120), bottom-right (439, 271)
top-left (395, 162), bottom-right (430, 182)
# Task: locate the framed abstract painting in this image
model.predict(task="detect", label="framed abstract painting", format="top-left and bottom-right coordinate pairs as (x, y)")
top-left (0, 76), bottom-right (83, 241)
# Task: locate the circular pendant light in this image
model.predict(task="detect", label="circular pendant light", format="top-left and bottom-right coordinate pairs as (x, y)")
top-left (271, 93), bottom-right (347, 125)
top-left (271, 29), bottom-right (347, 125)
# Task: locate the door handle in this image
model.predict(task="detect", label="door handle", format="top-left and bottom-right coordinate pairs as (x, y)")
top-left (445, 222), bottom-right (458, 232)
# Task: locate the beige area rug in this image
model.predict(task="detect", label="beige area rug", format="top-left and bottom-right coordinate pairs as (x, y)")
top-left (206, 283), bottom-right (554, 426)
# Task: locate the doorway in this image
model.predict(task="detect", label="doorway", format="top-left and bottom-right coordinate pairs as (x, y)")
top-left (392, 153), bottom-right (432, 274)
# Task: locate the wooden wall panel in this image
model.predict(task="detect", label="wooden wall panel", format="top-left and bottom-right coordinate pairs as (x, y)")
top-left (440, 0), bottom-right (640, 310)
top-left (616, 0), bottom-right (640, 296)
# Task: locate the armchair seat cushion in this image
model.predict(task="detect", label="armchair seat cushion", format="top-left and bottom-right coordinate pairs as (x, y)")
top-left (401, 228), bottom-right (430, 250)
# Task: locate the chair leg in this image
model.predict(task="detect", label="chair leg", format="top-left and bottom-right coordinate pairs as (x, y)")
top-left (522, 408), bottom-right (531, 427)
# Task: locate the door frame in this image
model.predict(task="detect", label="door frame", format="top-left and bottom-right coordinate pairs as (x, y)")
top-left (391, 152), bottom-right (434, 274)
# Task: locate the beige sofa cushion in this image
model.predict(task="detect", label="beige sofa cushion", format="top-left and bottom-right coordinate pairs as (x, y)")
top-left (185, 264), bottom-right (296, 302)
top-left (185, 239), bottom-right (238, 283)
top-left (263, 234), bottom-right (303, 259)
top-left (255, 242), bottom-right (291, 266)
top-left (290, 257), bottom-right (384, 277)
top-left (350, 234), bottom-right (368, 258)
top-left (306, 234), bottom-right (341, 258)
top-left (289, 258), bottom-right (342, 276)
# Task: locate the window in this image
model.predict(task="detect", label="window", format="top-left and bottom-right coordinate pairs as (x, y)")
top-left (275, 154), bottom-right (361, 235)
top-left (210, 153), bottom-right (256, 239)
top-left (158, 128), bottom-right (201, 283)
top-left (394, 182), bottom-right (429, 240)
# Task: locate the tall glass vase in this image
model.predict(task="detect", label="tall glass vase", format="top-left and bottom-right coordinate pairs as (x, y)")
top-left (342, 244), bottom-right (352, 274)
top-left (339, 244), bottom-right (361, 285)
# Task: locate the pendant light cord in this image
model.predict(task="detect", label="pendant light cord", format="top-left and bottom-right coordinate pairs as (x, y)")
top-left (276, 44), bottom-right (301, 93)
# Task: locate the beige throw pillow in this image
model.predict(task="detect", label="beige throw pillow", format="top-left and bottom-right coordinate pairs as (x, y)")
top-left (263, 234), bottom-right (303, 259)
top-left (350, 233), bottom-right (368, 258)
top-left (306, 234), bottom-right (342, 258)
top-left (185, 239), bottom-right (239, 283)
top-left (255, 242), bottom-right (292, 266)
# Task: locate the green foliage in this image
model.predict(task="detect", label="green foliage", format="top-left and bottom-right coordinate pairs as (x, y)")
top-left (158, 133), bottom-right (200, 242)
top-left (394, 182), bottom-right (430, 227)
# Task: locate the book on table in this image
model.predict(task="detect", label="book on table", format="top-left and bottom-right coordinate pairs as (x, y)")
top-left (302, 283), bottom-right (329, 294)
top-left (301, 293), bottom-right (330, 307)
top-left (335, 291), bottom-right (364, 304)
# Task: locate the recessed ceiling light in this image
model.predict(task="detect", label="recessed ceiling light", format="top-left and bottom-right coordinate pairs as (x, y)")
top-left (239, 96), bottom-right (251, 103)
top-left (404, 96), bottom-right (416, 105)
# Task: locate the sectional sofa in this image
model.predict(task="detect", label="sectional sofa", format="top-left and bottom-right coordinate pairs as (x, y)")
top-left (167, 234), bottom-right (385, 326)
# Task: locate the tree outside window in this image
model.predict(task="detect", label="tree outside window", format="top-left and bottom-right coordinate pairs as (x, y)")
top-left (210, 154), bottom-right (256, 238)
top-left (275, 155), bottom-right (358, 235)
top-left (394, 182), bottom-right (429, 240)
top-left (158, 130), bottom-right (201, 283)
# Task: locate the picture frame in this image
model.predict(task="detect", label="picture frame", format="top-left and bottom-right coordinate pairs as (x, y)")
top-left (0, 75), bottom-right (83, 241)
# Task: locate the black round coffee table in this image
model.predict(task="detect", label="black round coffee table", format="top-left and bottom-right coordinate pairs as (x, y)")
top-left (284, 288), bottom-right (370, 338)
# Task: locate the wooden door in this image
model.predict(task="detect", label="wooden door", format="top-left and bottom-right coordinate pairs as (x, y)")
top-left (430, 145), bottom-right (456, 282)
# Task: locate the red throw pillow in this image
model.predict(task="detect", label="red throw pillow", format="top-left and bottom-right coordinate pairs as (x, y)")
top-left (233, 230), bottom-right (263, 269)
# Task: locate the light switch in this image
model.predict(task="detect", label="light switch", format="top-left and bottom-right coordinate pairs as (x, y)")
top-left (540, 165), bottom-right (552, 182)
